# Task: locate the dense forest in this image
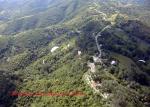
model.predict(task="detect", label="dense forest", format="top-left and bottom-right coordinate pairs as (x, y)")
top-left (0, 0), bottom-right (150, 107)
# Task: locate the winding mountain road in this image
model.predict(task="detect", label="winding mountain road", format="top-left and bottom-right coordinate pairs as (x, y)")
top-left (95, 25), bottom-right (111, 59)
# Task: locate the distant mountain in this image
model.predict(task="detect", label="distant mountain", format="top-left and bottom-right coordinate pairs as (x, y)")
top-left (0, 0), bottom-right (150, 35)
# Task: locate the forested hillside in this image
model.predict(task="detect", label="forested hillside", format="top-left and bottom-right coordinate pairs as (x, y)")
top-left (0, 0), bottom-right (150, 107)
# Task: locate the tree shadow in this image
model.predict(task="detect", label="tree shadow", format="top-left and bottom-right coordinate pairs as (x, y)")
top-left (0, 70), bottom-right (21, 107)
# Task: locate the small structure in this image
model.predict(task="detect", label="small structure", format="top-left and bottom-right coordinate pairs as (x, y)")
top-left (101, 93), bottom-right (110, 99)
top-left (6, 57), bottom-right (11, 62)
top-left (138, 60), bottom-right (146, 63)
top-left (93, 56), bottom-right (100, 63)
top-left (51, 46), bottom-right (59, 53)
top-left (43, 60), bottom-right (45, 64)
top-left (111, 60), bottom-right (117, 65)
top-left (67, 44), bottom-right (70, 48)
top-left (76, 30), bottom-right (81, 34)
top-left (92, 56), bottom-right (107, 65)
top-left (88, 62), bottom-right (96, 73)
top-left (78, 51), bottom-right (82, 56)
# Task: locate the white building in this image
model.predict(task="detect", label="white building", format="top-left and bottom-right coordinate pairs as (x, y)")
top-left (138, 60), bottom-right (146, 63)
top-left (51, 46), bottom-right (59, 53)
top-left (93, 56), bottom-right (100, 63)
top-left (67, 44), bottom-right (70, 48)
top-left (43, 60), bottom-right (45, 64)
top-left (111, 60), bottom-right (117, 65)
top-left (78, 51), bottom-right (82, 56)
